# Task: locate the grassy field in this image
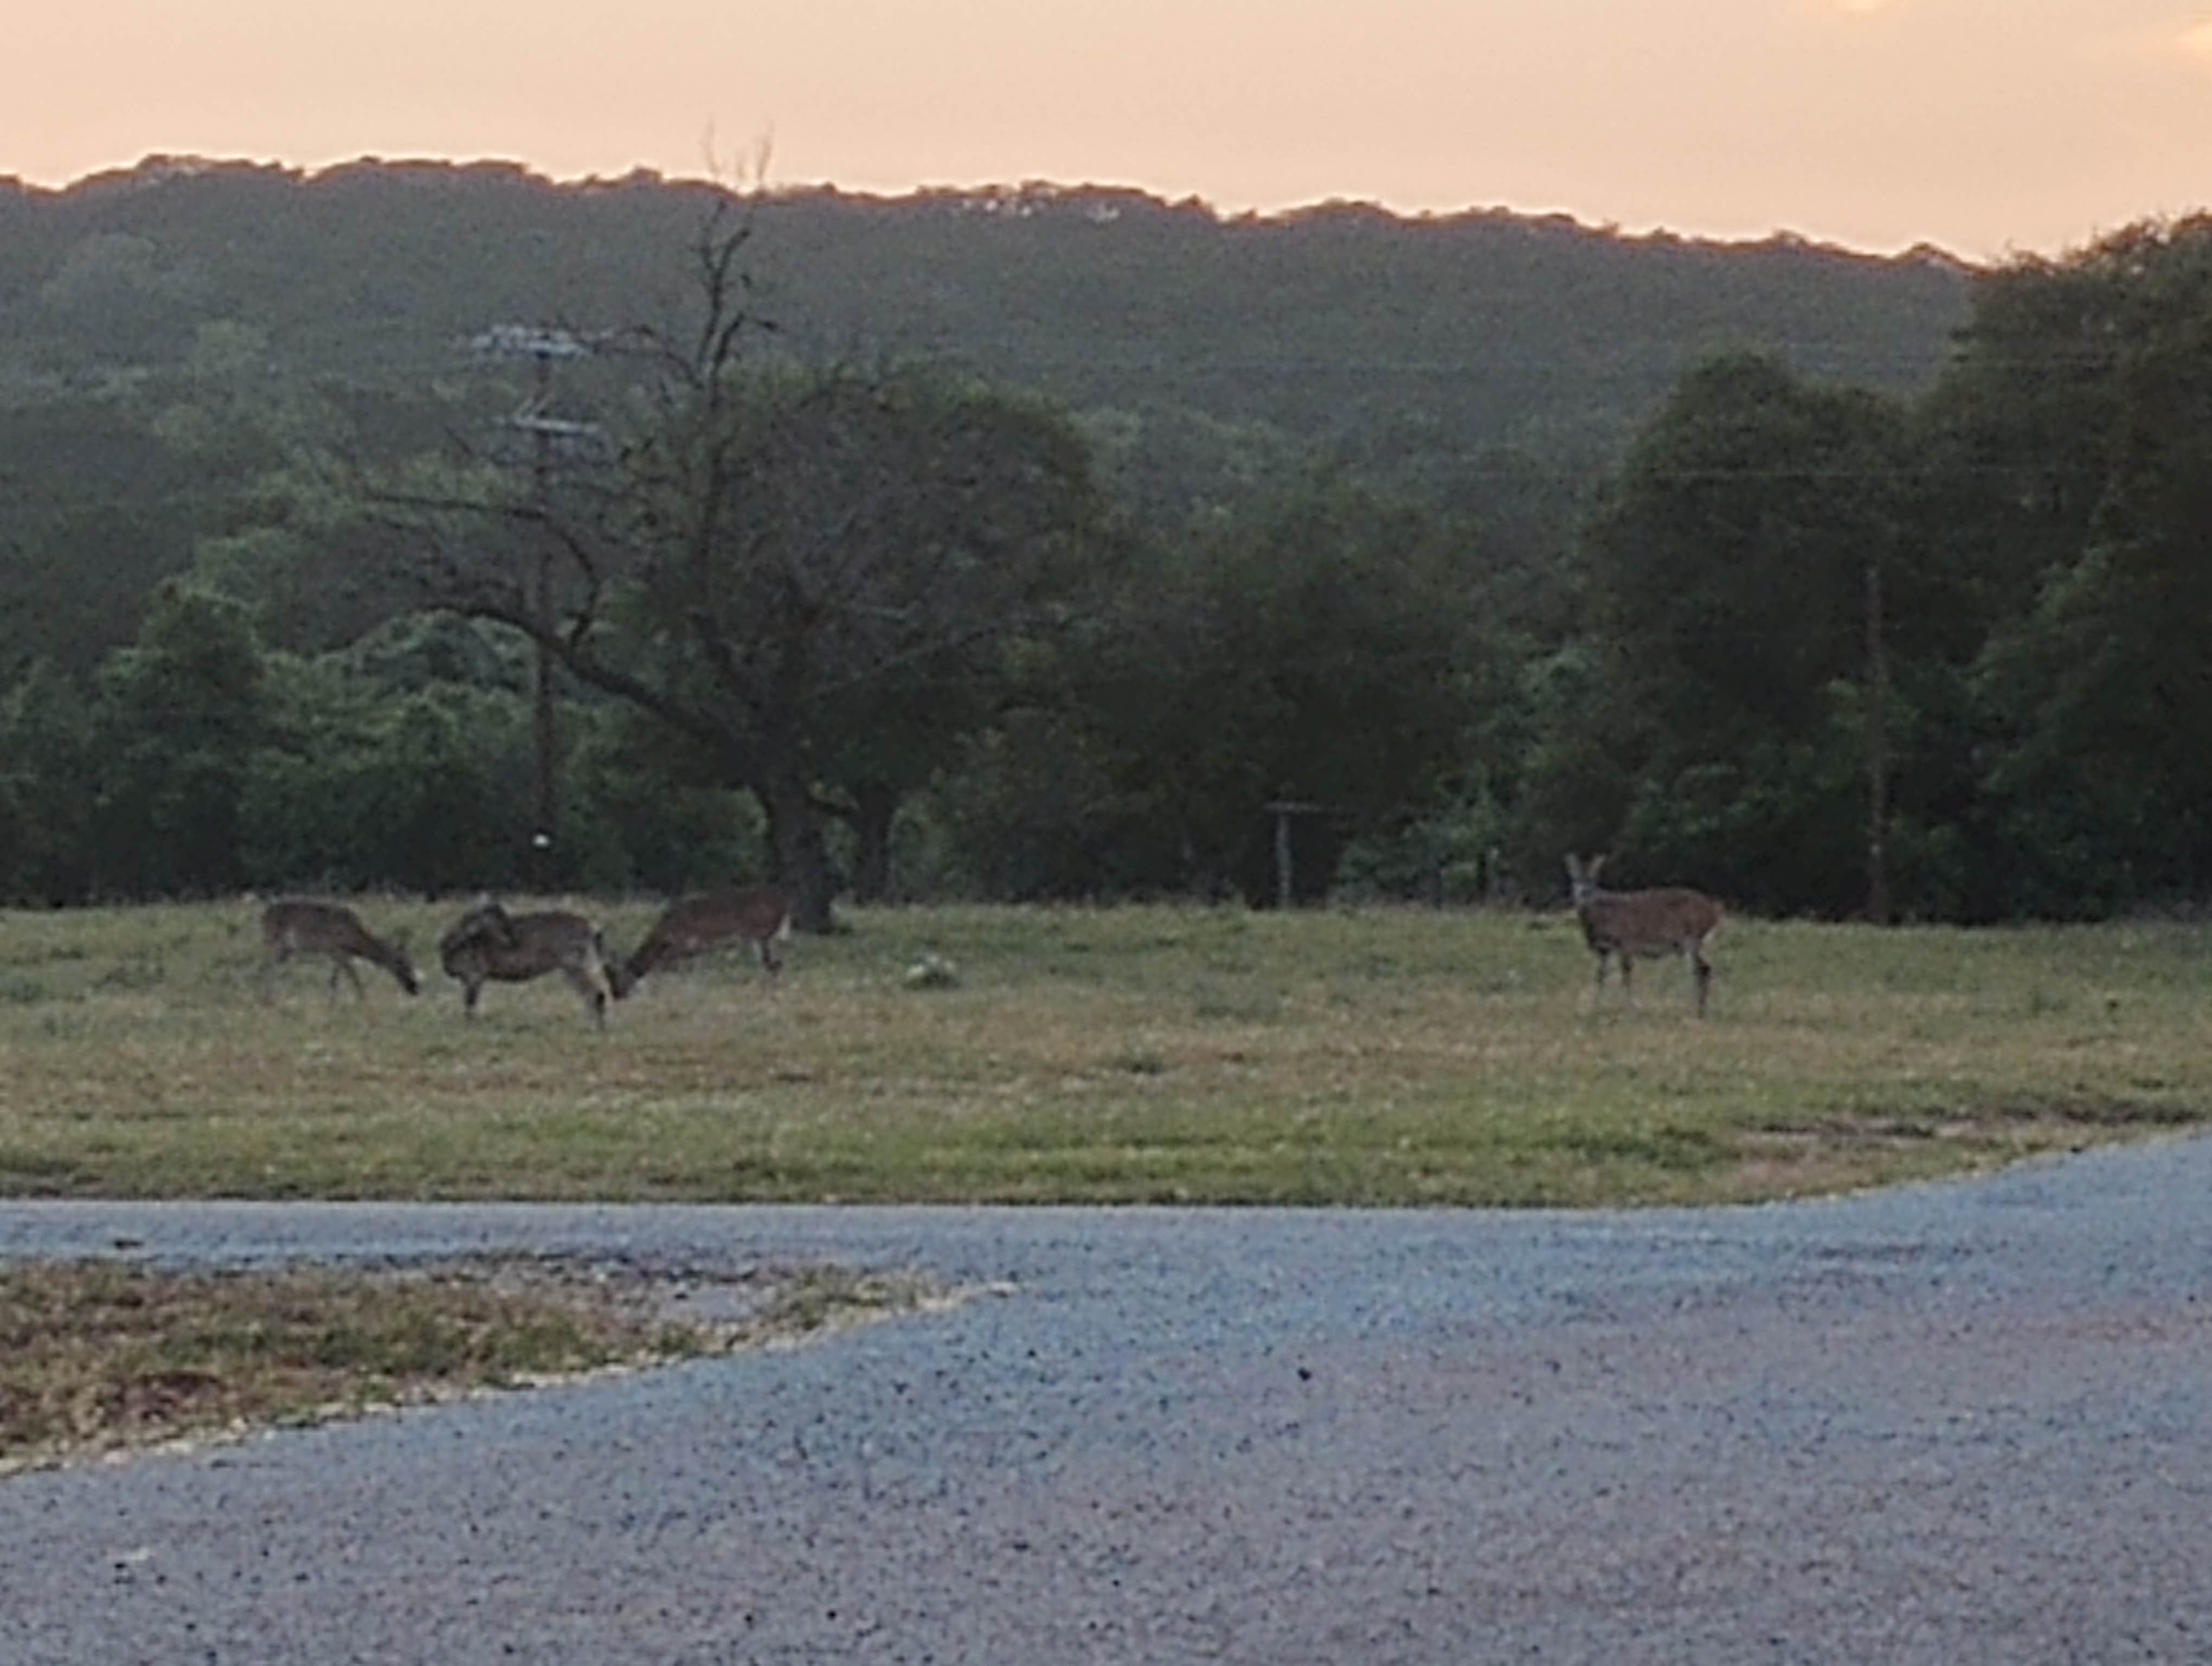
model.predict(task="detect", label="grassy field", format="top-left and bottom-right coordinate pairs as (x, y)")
top-left (2, 897), bottom-right (2209, 1209)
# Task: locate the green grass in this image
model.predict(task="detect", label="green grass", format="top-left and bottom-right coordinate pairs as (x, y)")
top-left (3, 898), bottom-right (2209, 1208)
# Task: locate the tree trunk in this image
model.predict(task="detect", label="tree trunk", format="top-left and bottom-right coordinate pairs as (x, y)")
top-left (848, 783), bottom-right (899, 904)
top-left (757, 768), bottom-right (838, 933)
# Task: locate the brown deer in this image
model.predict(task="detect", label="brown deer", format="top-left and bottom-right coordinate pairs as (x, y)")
top-left (608, 885), bottom-right (792, 999)
top-left (259, 899), bottom-right (421, 1000)
top-left (438, 900), bottom-right (615, 1028)
top-left (1565, 854), bottom-right (1724, 1017)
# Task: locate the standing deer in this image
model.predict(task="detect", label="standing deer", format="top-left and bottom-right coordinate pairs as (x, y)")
top-left (438, 900), bottom-right (615, 1028)
top-left (1565, 854), bottom-right (1724, 1017)
top-left (260, 899), bottom-right (421, 1000)
top-left (608, 885), bottom-right (792, 999)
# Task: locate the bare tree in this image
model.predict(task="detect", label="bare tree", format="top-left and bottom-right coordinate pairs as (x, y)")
top-left (377, 201), bottom-right (1108, 930)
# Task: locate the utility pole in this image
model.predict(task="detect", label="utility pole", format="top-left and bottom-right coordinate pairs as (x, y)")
top-left (468, 325), bottom-right (601, 890)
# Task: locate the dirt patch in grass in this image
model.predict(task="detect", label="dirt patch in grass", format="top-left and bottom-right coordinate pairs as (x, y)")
top-left (1724, 1099), bottom-right (2212, 1201)
top-left (1754, 1098), bottom-right (2208, 1145)
top-left (0, 1255), bottom-right (946, 1477)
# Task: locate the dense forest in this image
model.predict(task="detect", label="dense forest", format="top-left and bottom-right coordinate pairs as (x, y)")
top-left (2, 158), bottom-right (2204, 924)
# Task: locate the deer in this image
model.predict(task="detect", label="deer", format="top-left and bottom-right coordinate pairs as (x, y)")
top-left (437, 900), bottom-right (616, 1029)
top-left (1565, 854), bottom-right (1724, 1017)
top-left (608, 885), bottom-right (793, 999)
top-left (259, 899), bottom-right (421, 1000)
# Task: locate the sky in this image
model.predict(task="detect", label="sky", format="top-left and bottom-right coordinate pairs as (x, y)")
top-left (9, 0), bottom-right (2212, 262)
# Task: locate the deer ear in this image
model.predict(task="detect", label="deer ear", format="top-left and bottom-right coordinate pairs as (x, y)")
top-left (1589, 854), bottom-right (1607, 883)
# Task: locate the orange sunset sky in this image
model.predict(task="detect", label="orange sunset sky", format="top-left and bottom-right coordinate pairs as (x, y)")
top-left (9, 0), bottom-right (2212, 261)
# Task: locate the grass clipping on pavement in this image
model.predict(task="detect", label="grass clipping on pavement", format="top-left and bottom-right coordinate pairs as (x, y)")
top-left (0, 1255), bottom-right (941, 1476)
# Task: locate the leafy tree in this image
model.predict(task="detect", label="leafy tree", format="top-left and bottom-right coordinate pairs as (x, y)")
top-left (88, 581), bottom-right (267, 896)
top-left (1953, 219), bottom-right (2212, 913)
top-left (1913, 239), bottom-right (2136, 633)
top-left (33, 231), bottom-right (209, 367)
top-left (0, 661), bottom-right (99, 904)
top-left (0, 393), bottom-right (224, 682)
top-left (1573, 351), bottom-right (1927, 915)
top-left (239, 651), bottom-right (535, 895)
top-left (1043, 480), bottom-right (1488, 904)
top-left (1497, 642), bottom-right (1638, 901)
top-left (565, 707), bottom-right (769, 895)
top-left (1075, 403), bottom-right (1318, 539)
top-left (933, 707), bottom-right (1179, 901)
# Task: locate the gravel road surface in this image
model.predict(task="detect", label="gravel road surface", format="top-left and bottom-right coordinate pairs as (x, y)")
top-left (3, 1139), bottom-right (2210, 1664)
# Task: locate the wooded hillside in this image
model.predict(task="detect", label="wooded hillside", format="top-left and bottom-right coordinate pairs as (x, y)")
top-left (27, 160), bottom-right (2207, 926)
top-left (0, 158), bottom-right (1969, 456)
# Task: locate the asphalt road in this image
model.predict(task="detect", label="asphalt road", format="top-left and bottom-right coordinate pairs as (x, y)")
top-left (3, 1140), bottom-right (2210, 1664)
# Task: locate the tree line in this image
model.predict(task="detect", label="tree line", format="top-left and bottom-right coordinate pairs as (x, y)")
top-left (2, 197), bottom-right (2208, 925)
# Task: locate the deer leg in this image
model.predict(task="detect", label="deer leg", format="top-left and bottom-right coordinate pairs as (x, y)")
top-left (561, 965), bottom-right (608, 1029)
top-left (1619, 955), bottom-right (1636, 1007)
top-left (462, 979), bottom-right (483, 1019)
top-left (1692, 947), bottom-right (1713, 1018)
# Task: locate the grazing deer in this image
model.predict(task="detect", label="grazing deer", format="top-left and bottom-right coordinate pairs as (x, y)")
top-left (608, 885), bottom-right (792, 999)
top-left (1565, 854), bottom-right (1724, 1017)
top-left (260, 899), bottom-right (421, 999)
top-left (438, 900), bottom-right (615, 1028)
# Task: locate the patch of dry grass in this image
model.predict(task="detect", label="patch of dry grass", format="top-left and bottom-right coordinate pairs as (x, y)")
top-left (2, 898), bottom-right (2209, 1207)
top-left (0, 1255), bottom-right (937, 1475)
